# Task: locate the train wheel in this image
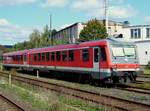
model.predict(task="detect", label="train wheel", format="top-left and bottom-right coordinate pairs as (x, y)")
top-left (119, 77), bottom-right (125, 84)
top-left (131, 72), bottom-right (137, 82)
top-left (124, 75), bottom-right (131, 83)
top-left (112, 76), bottom-right (119, 83)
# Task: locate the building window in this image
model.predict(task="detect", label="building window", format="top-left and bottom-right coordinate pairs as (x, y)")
top-left (131, 28), bottom-right (141, 39)
top-left (82, 49), bottom-right (89, 62)
top-left (146, 28), bottom-right (150, 38)
top-left (145, 51), bottom-right (148, 55)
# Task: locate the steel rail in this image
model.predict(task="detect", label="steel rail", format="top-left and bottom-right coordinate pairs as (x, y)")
top-left (0, 94), bottom-right (24, 111)
top-left (0, 71), bottom-right (150, 111)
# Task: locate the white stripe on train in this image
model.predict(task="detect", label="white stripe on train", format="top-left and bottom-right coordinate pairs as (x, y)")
top-left (3, 64), bottom-right (139, 73)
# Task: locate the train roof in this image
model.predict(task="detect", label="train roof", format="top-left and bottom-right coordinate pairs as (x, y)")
top-left (3, 50), bottom-right (28, 56)
top-left (3, 38), bottom-right (134, 56)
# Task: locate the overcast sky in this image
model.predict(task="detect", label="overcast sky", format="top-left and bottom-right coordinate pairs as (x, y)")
top-left (0, 0), bottom-right (150, 45)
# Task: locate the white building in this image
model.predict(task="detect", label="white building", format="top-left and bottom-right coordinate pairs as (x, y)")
top-left (53, 20), bottom-right (126, 43)
top-left (134, 40), bottom-right (150, 65)
top-left (53, 23), bottom-right (86, 43)
top-left (122, 25), bottom-right (150, 41)
top-left (103, 20), bottom-right (125, 36)
top-left (116, 25), bottom-right (150, 65)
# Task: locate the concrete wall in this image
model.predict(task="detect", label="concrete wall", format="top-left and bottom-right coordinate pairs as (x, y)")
top-left (135, 41), bottom-right (150, 65)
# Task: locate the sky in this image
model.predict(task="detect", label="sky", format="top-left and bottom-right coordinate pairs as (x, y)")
top-left (0, 0), bottom-right (150, 45)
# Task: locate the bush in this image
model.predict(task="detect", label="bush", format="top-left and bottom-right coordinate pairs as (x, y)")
top-left (147, 61), bottom-right (150, 69)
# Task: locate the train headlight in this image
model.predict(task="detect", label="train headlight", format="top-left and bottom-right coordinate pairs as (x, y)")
top-left (111, 65), bottom-right (117, 71)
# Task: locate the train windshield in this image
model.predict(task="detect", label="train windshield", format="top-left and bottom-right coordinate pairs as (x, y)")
top-left (111, 44), bottom-right (136, 58)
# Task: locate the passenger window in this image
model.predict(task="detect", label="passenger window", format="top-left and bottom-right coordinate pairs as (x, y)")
top-left (18, 55), bottom-right (21, 62)
top-left (51, 52), bottom-right (55, 61)
top-left (46, 52), bottom-right (50, 61)
top-left (42, 53), bottom-right (45, 61)
top-left (56, 51), bottom-right (61, 61)
top-left (100, 47), bottom-right (106, 61)
top-left (34, 54), bottom-right (37, 61)
top-left (21, 55), bottom-right (23, 61)
top-left (12, 56), bottom-right (15, 61)
top-left (38, 53), bottom-right (41, 61)
top-left (82, 49), bottom-right (89, 62)
top-left (24, 55), bottom-right (27, 62)
top-left (69, 50), bottom-right (74, 61)
top-left (62, 51), bottom-right (67, 61)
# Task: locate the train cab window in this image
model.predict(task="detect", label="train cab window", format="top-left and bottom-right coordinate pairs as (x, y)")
top-left (82, 49), bottom-right (89, 62)
top-left (62, 51), bottom-right (67, 61)
top-left (42, 53), bottom-right (45, 61)
top-left (69, 50), bottom-right (74, 61)
top-left (51, 52), bottom-right (55, 61)
top-left (37, 53), bottom-right (41, 61)
top-left (100, 47), bottom-right (106, 61)
top-left (56, 51), bottom-right (61, 61)
top-left (46, 52), bottom-right (50, 61)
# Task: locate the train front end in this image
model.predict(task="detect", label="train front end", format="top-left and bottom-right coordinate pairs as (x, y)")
top-left (108, 40), bottom-right (141, 83)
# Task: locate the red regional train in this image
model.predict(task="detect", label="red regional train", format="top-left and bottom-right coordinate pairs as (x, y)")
top-left (2, 38), bottom-right (140, 83)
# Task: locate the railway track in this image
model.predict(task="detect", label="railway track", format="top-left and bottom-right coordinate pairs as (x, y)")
top-left (136, 80), bottom-right (150, 84)
top-left (138, 75), bottom-right (150, 78)
top-left (0, 71), bottom-right (150, 111)
top-left (117, 87), bottom-right (150, 95)
top-left (0, 94), bottom-right (23, 111)
top-left (101, 82), bottom-right (150, 95)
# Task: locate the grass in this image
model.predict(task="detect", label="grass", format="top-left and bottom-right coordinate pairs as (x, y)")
top-left (144, 68), bottom-right (150, 75)
top-left (0, 78), bottom-right (109, 111)
top-left (131, 82), bottom-right (150, 90)
top-left (59, 96), bottom-right (107, 111)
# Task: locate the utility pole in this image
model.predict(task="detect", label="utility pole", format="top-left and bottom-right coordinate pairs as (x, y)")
top-left (49, 14), bottom-right (53, 45)
top-left (104, 0), bottom-right (108, 34)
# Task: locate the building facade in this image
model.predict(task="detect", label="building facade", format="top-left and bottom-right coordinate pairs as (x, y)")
top-left (134, 40), bottom-right (150, 65)
top-left (53, 20), bottom-right (126, 43)
top-left (120, 25), bottom-right (150, 65)
top-left (101, 20), bottom-right (125, 37)
top-left (122, 25), bottom-right (150, 41)
top-left (53, 23), bottom-right (85, 43)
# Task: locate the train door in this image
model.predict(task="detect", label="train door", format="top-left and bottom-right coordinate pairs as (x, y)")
top-left (93, 47), bottom-right (100, 72)
top-left (23, 54), bottom-right (27, 65)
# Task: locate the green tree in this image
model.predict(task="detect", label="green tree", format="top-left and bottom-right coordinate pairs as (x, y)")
top-left (51, 29), bottom-right (57, 36)
top-left (79, 19), bottom-right (107, 42)
top-left (51, 29), bottom-right (57, 45)
top-left (29, 29), bottom-right (41, 48)
top-left (40, 25), bottom-right (51, 47)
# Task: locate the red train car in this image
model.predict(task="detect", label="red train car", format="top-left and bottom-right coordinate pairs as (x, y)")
top-left (2, 38), bottom-right (141, 83)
